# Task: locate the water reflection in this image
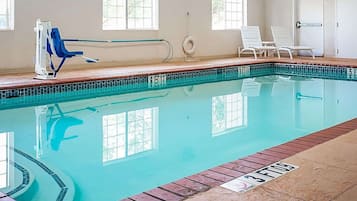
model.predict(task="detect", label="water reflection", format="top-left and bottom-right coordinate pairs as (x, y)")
top-left (35, 104), bottom-right (83, 157)
top-left (212, 93), bottom-right (247, 136)
top-left (47, 104), bottom-right (83, 151)
top-left (0, 132), bottom-right (14, 191)
top-left (242, 78), bottom-right (261, 97)
top-left (102, 107), bottom-right (158, 163)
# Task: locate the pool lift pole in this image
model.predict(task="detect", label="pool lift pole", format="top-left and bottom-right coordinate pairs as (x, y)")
top-left (35, 105), bottom-right (48, 159)
top-left (34, 20), bottom-right (54, 80)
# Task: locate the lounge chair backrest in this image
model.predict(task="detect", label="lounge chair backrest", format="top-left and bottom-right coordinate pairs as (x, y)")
top-left (241, 26), bottom-right (263, 48)
top-left (271, 26), bottom-right (294, 47)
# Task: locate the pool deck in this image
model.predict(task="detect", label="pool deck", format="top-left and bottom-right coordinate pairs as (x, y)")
top-left (0, 56), bottom-right (357, 201)
top-left (185, 124), bottom-right (357, 201)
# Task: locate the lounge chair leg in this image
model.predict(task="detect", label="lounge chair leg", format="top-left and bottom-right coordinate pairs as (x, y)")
top-left (277, 50), bottom-right (281, 59)
top-left (288, 50), bottom-right (293, 59)
top-left (311, 50), bottom-right (315, 59)
top-left (253, 50), bottom-right (257, 59)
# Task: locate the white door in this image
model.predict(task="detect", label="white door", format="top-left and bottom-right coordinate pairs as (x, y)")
top-left (336, 0), bottom-right (357, 58)
top-left (295, 0), bottom-right (324, 56)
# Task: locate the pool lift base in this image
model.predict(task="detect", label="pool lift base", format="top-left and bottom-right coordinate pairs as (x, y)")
top-left (34, 73), bottom-right (56, 80)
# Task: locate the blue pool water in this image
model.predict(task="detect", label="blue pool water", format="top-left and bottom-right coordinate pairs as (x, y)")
top-left (0, 75), bottom-right (357, 201)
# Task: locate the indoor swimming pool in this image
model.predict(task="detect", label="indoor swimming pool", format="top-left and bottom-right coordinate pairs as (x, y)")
top-left (0, 74), bottom-right (357, 201)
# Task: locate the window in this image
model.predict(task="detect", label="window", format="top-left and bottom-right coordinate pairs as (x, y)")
top-left (212, 93), bottom-right (247, 136)
top-left (102, 107), bottom-right (158, 163)
top-left (212, 0), bottom-right (247, 30)
top-left (103, 0), bottom-right (159, 30)
top-left (0, 0), bottom-right (14, 30)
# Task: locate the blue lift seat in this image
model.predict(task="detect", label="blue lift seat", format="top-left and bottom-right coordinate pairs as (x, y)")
top-left (47, 28), bottom-right (84, 77)
top-left (51, 28), bottom-right (83, 57)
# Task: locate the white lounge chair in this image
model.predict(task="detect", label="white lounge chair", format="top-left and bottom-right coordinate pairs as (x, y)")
top-left (271, 26), bottom-right (315, 59)
top-left (239, 26), bottom-right (280, 59)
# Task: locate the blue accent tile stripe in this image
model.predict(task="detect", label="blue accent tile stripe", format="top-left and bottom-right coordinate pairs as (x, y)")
top-left (0, 63), bottom-right (356, 111)
top-left (13, 148), bottom-right (67, 201)
top-left (5, 162), bottom-right (30, 197)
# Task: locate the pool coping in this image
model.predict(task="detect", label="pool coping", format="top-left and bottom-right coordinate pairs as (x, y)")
top-left (1, 60), bottom-right (356, 108)
top-left (121, 118), bottom-right (357, 201)
top-left (1, 58), bottom-right (356, 90)
top-left (2, 59), bottom-right (268, 90)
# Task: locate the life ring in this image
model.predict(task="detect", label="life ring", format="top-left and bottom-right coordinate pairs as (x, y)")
top-left (182, 35), bottom-right (196, 56)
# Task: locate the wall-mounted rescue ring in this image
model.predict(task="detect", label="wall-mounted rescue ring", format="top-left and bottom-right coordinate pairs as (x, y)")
top-left (182, 35), bottom-right (196, 56)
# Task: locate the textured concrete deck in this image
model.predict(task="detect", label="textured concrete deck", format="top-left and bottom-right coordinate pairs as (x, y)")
top-left (185, 129), bottom-right (357, 201)
top-left (120, 119), bottom-right (357, 201)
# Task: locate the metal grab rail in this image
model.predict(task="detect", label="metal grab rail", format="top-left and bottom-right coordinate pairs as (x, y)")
top-left (63, 38), bottom-right (173, 62)
top-left (296, 21), bottom-right (323, 29)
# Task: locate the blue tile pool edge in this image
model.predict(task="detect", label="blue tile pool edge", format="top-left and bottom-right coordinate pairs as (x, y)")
top-left (0, 62), bottom-right (356, 110)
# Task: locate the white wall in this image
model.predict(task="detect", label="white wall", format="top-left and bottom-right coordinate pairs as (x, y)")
top-left (0, 0), bottom-right (265, 71)
top-left (324, 0), bottom-right (336, 57)
top-left (264, 0), bottom-right (336, 56)
top-left (186, 0), bottom-right (265, 57)
top-left (247, 0), bottom-right (266, 37)
top-left (264, 0), bottom-right (294, 40)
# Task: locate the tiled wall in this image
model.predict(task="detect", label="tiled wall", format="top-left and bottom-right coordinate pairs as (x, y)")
top-left (274, 63), bottom-right (347, 80)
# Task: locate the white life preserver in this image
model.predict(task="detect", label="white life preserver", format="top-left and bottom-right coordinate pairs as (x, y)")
top-left (182, 35), bottom-right (196, 56)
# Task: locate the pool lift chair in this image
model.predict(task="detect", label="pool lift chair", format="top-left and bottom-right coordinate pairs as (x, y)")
top-left (49, 28), bottom-right (98, 76)
top-left (34, 19), bottom-right (97, 80)
top-left (34, 19), bottom-right (173, 80)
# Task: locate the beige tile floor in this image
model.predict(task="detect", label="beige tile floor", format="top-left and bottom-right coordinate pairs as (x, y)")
top-left (185, 130), bottom-right (357, 201)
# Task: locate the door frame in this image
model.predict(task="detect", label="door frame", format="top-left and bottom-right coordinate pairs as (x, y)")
top-left (335, 0), bottom-right (339, 57)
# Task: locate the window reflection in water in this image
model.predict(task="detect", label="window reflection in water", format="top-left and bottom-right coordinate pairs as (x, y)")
top-left (102, 107), bottom-right (158, 163)
top-left (212, 93), bottom-right (247, 136)
top-left (0, 132), bottom-right (13, 190)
